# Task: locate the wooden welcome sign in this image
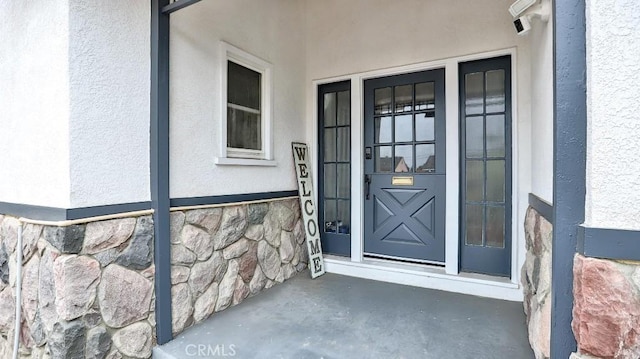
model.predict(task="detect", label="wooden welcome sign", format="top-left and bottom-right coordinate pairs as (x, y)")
top-left (291, 142), bottom-right (325, 278)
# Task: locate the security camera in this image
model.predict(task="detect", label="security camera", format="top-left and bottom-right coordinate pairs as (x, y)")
top-left (509, 0), bottom-right (537, 17)
top-left (514, 16), bottom-right (531, 36)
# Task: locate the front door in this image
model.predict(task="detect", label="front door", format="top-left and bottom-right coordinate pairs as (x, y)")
top-left (364, 69), bottom-right (446, 263)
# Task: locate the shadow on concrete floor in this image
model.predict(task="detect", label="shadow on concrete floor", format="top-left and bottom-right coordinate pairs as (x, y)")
top-left (154, 273), bottom-right (534, 359)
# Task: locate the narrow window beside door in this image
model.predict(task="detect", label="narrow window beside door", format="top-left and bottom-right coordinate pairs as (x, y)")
top-left (459, 56), bottom-right (512, 277)
top-left (318, 81), bottom-right (351, 256)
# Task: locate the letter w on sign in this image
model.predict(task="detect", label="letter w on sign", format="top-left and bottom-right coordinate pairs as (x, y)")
top-left (291, 142), bottom-right (325, 278)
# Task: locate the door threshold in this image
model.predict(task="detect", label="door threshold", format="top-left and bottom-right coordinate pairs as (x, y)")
top-left (323, 255), bottom-right (522, 301)
top-left (364, 252), bottom-right (445, 266)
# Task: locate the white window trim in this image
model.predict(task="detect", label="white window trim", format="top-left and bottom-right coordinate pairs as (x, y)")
top-left (217, 41), bottom-right (274, 165)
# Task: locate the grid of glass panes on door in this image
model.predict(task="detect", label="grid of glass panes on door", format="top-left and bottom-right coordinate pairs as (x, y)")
top-left (373, 83), bottom-right (436, 173)
top-left (463, 69), bottom-right (507, 248)
top-left (323, 90), bottom-right (351, 235)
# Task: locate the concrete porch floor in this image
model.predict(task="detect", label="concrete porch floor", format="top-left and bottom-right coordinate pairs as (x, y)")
top-left (154, 273), bottom-right (534, 359)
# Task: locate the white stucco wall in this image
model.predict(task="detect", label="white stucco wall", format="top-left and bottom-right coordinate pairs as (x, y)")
top-left (585, 0), bottom-right (640, 230)
top-left (68, 0), bottom-right (151, 207)
top-left (529, 17), bottom-right (554, 204)
top-left (169, 0), bottom-right (307, 198)
top-left (306, 0), bottom-right (525, 79)
top-left (0, 1), bottom-right (71, 208)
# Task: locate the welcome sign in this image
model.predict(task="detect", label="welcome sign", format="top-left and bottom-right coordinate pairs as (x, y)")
top-left (291, 142), bottom-right (325, 278)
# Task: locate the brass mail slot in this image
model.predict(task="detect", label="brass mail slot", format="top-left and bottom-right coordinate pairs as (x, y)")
top-left (392, 176), bottom-right (414, 186)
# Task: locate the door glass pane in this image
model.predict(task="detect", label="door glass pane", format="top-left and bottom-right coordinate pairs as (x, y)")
top-left (227, 108), bottom-right (261, 150)
top-left (374, 87), bottom-right (392, 115)
top-left (324, 128), bottom-right (336, 162)
top-left (486, 160), bottom-right (505, 202)
top-left (337, 200), bottom-right (351, 234)
top-left (337, 164), bottom-right (350, 198)
top-left (337, 90), bottom-right (350, 125)
top-left (486, 70), bottom-right (505, 113)
top-left (323, 164), bottom-right (336, 198)
top-left (415, 112), bottom-right (435, 141)
top-left (486, 115), bottom-right (505, 157)
top-left (466, 160), bottom-right (484, 201)
top-left (416, 144), bottom-right (435, 172)
top-left (416, 82), bottom-right (435, 110)
top-left (394, 115), bottom-right (413, 142)
top-left (337, 127), bottom-right (350, 162)
top-left (486, 206), bottom-right (505, 248)
top-left (324, 199), bottom-right (337, 233)
top-left (465, 72), bottom-right (484, 115)
top-left (465, 116), bottom-right (484, 158)
top-left (394, 145), bottom-right (413, 173)
top-left (375, 146), bottom-right (392, 172)
top-left (375, 116), bottom-right (392, 143)
top-left (465, 205), bottom-right (483, 245)
top-left (394, 84), bottom-right (413, 113)
top-left (324, 93), bottom-right (336, 127)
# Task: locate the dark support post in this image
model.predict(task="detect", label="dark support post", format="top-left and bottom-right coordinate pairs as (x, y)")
top-left (151, 0), bottom-right (172, 345)
top-left (551, 0), bottom-right (587, 357)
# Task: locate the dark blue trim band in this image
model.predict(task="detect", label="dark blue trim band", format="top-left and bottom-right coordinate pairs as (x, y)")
top-left (0, 201), bottom-right (152, 222)
top-left (67, 202), bottom-right (152, 220)
top-left (0, 202), bottom-right (67, 221)
top-left (528, 193), bottom-right (553, 223)
top-left (170, 191), bottom-right (299, 208)
top-left (577, 226), bottom-right (640, 262)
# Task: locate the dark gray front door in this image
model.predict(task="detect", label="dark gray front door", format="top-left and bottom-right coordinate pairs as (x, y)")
top-left (364, 69), bottom-right (446, 263)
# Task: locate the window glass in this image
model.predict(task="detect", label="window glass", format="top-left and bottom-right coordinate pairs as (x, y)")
top-left (337, 91), bottom-right (350, 126)
top-left (227, 108), bottom-right (260, 150)
top-left (415, 113), bottom-right (435, 141)
top-left (394, 85), bottom-right (413, 112)
top-left (374, 87), bottom-right (392, 115)
top-left (227, 60), bottom-right (262, 152)
top-left (228, 61), bottom-right (260, 110)
top-left (415, 82), bottom-right (435, 110)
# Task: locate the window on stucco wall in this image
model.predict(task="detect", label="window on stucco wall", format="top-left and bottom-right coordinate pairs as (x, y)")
top-left (218, 42), bottom-right (273, 164)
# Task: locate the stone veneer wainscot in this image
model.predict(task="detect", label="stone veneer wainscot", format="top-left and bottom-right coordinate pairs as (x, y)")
top-left (572, 255), bottom-right (640, 359)
top-left (0, 197), bottom-right (308, 358)
top-left (169, 198), bottom-right (308, 335)
top-left (0, 214), bottom-right (156, 358)
top-left (522, 206), bottom-right (552, 359)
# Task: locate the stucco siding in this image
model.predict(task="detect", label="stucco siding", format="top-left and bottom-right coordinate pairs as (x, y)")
top-left (0, 1), bottom-right (71, 208)
top-left (585, 0), bottom-right (640, 230)
top-left (68, 0), bottom-right (151, 207)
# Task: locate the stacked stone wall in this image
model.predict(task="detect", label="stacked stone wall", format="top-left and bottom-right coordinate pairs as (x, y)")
top-left (571, 255), bottom-right (640, 359)
top-left (0, 214), bottom-right (156, 358)
top-left (0, 197), bottom-right (308, 358)
top-left (169, 198), bottom-right (308, 335)
top-left (522, 206), bottom-right (552, 359)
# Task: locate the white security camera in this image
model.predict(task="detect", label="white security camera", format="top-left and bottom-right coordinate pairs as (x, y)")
top-left (509, 0), bottom-right (549, 35)
top-left (514, 16), bottom-right (532, 36)
top-left (509, 0), bottom-right (537, 17)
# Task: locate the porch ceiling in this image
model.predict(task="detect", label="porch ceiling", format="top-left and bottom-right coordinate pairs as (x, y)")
top-left (154, 274), bottom-right (533, 358)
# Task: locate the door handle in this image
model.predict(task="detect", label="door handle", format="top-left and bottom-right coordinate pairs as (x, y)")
top-left (365, 174), bottom-right (371, 200)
